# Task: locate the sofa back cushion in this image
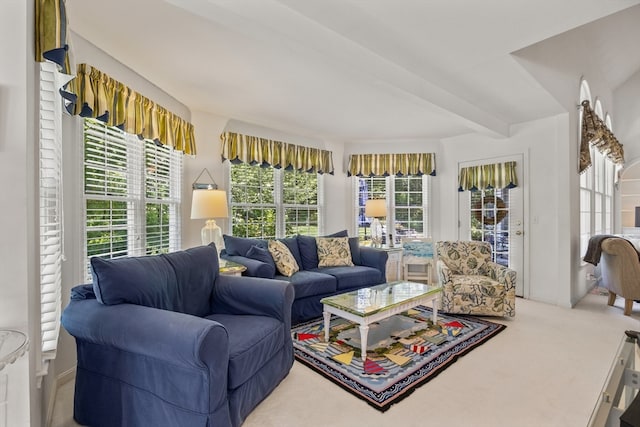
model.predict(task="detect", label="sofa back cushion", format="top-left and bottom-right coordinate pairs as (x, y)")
top-left (316, 237), bottom-right (355, 267)
top-left (91, 244), bottom-right (219, 317)
top-left (436, 241), bottom-right (491, 275)
top-left (297, 230), bottom-right (349, 270)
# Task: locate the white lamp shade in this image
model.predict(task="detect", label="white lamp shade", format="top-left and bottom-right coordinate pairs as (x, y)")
top-left (365, 199), bottom-right (386, 218)
top-left (190, 189), bottom-right (229, 219)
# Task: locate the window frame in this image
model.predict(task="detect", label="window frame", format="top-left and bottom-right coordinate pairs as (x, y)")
top-left (353, 175), bottom-right (431, 245)
top-left (82, 118), bottom-right (182, 280)
top-left (228, 162), bottom-right (324, 239)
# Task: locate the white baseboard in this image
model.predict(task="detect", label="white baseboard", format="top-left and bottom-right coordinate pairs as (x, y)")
top-left (45, 366), bottom-right (76, 427)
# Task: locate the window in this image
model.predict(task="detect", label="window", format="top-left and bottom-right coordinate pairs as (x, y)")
top-left (39, 61), bottom-right (63, 371)
top-left (355, 175), bottom-right (430, 245)
top-left (83, 118), bottom-right (182, 278)
top-left (579, 85), bottom-right (615, 258)
top-left (229, 163), bottom-right (321, 238)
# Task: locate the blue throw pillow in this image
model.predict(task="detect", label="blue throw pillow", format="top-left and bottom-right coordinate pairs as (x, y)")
top-left (246, 245), bottom-right (277, 278)
top-left (223, 235), bottom-right (267, 257)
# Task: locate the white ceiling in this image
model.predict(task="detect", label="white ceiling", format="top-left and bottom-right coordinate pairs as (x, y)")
top-left (65, 0), bottom-right (640, 143)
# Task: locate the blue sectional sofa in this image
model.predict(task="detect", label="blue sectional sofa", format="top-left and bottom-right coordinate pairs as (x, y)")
top-left (220, 232), bottom-right (388, 324)
top-left (62, 244), bottom-right (294, 427)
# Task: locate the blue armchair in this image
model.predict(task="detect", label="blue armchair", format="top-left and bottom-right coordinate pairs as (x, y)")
top-left (62, 244), bottom-right (294, 427)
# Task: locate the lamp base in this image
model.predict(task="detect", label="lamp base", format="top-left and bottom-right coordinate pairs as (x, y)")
top-left (201, 219), bottom-right (224, 256)
top-left (370, 218), bottom-right (382, 248)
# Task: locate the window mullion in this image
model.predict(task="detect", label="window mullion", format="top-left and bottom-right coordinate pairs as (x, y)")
top-left (128, 134), bottom-right (145, 256)
top-left (274, 169), bottom-right (284, 237)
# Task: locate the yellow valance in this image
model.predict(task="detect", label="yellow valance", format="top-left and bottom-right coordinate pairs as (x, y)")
top-left (579, 100), bottom-right (624, 173)
top-left (347, 153), bottom-right (436, 177)
top-left (35, 0), bottom-right (76, 102)
top-left (68, 64), bottom-right (196, 155)
top-left (220, 132), bottom-right (334, 175)
top-left (458, 161), bottom-right (518, 192)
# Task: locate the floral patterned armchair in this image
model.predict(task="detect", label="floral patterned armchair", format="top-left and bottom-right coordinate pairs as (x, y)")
top-left (435, 241), bottom-right (516, 317)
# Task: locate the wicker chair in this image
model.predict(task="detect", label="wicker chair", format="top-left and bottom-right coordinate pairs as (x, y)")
top-left (600, 237), bottom-right (640, 315)
top-left (435, 241), bottom-right (516, 317)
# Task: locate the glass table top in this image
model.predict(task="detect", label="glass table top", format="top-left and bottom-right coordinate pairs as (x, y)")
top-left (0, 329), bottom-right (29, 371)
top-left (321, 281), bottom-right (442, 317)
top-left (219, 259), bottom-right (247, 274)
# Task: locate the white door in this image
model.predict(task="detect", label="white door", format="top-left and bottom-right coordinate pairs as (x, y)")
top-left (458, 156), bottom-right (525, 296)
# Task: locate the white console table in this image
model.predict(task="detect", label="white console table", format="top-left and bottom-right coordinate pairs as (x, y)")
top-left (588, 331), bottom-right (640, 427)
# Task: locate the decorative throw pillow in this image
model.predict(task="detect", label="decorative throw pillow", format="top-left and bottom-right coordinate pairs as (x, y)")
top-left (268, 240), bottom-right (300, 277)
top-left (246, 245), bottom-right (277, 278)
top-left (222, 235), bottom-right (267, 256)
top-left (316, 237), bottom-right (355, 267)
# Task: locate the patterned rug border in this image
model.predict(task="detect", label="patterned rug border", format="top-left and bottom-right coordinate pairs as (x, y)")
top-left (292, 308), bottom-right (507, 412)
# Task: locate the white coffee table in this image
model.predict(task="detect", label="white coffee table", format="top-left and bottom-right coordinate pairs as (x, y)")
top-left (321, 281), bottom-right (442, 362)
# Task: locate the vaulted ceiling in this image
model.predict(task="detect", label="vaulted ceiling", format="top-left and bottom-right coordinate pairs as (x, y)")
top-left (66, 0), bottom-right (640, 142)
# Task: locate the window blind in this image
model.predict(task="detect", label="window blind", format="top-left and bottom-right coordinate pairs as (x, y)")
top-left (83, 119), bottom-right (182, 279)
top-left (39, 61), bottom-right (63, 359)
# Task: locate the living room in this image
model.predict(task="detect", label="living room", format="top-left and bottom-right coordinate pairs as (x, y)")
top-left (3, 1), bottom-right (640, 426)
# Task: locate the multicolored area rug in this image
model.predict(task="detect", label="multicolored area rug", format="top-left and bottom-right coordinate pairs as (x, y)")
top-left (292, 306), bottom-right (506, 411)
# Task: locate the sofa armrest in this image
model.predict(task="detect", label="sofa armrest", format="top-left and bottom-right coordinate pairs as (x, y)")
top-left (61, 297), bottom-right (230, 411)
top-left (359, 247), bottom-right (388, 278)
top-left (436, 259), bottom-right (453, 286)
top-left (220, 254), bottom-right (274, 278)
top-left (62, 298), bottom-right (229, 369)
top-left (486, 261), bottom-right (516, 289)
top-left (212, 275), bottom-right (294, 327)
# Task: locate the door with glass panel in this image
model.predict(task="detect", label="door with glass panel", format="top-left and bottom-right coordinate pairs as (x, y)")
top-left (458, 157), bottom-right (525, 296)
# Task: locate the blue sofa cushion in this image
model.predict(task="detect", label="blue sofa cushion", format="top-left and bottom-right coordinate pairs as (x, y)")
top-left (315, 265), bottom-right (384, 291)
top-left (90, 244), bottom-right (218, 317)
top-left (223, 235), bottom-right (267, 257)
top-left (245, 245), bottom-right (276, 279)
top-left (206, 313), bottom-right (285, 390)
top-left (276, 270), bottom-right (337, 299)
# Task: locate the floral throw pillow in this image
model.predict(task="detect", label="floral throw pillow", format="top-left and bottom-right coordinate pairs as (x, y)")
top-left (316, 237), bottom-right (354, 267)
top-left (268, 240), bottom-right (300, 277)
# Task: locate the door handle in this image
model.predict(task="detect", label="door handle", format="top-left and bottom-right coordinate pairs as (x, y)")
top-left (515, 230), bottom-right (523, 236)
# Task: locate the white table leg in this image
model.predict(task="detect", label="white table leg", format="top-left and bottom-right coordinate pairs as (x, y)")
top-left (432, 295), bottom-right (439, 323)
top-left (359, 324), bottom-right (369, 362)
top-left (323, 310), bottom-right (331, 342)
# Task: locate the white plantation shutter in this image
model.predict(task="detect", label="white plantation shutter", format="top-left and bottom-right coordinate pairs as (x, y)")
top-left (39, 62), bottom-right (63, 359)
top-left (83, 119), bottom-right (182, 279)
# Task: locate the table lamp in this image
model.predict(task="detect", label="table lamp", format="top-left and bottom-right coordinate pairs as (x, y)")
top-left (365, 199), bottom-right (386, 248)
top-left (190, 169), bottom-right (229, 254)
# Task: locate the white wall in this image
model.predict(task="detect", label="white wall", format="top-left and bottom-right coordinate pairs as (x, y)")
top-left (513, 16), bottom-right (625, 305)
top-left (0, 1), bottom-right (36, 425)
top-left (440, 116), bottom-right (569, 305)
top-left (614, 70), bottom-right (640, 162)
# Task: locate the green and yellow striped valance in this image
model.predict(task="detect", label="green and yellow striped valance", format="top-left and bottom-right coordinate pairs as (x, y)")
top-left (220, 132), bottom-right (334, 174)
top-left (458, 161), bottom-right (518, 192)
top-left (35, 0), bottom-right (71, 74)
top-left (579, 100), bottom-right (624, 174)
top-left (35, 0), bottom-right (76, 103)
top-left (68, 64), bottom-right (196, 155)
top-left (347, 153), bottom-right (436, 177)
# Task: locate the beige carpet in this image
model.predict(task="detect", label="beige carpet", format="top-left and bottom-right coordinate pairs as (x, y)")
top-left (53, 293), bottom-right (640, 427)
